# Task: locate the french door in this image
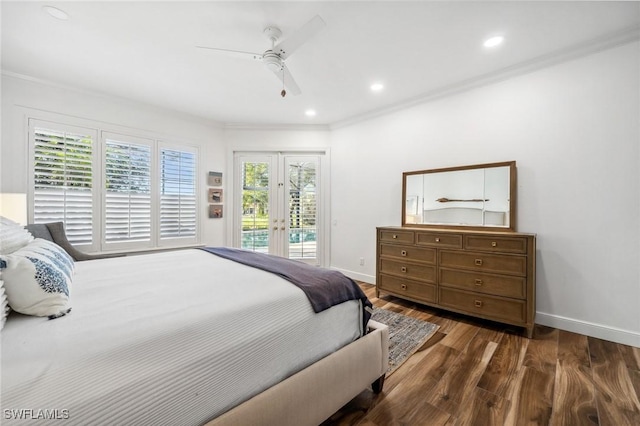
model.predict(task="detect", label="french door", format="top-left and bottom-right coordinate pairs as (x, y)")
top-left (234, 152), bottom-right (324, 265)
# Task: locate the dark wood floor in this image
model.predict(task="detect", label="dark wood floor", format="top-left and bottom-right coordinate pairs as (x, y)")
top-left (323, 283), bottom-right (640, 426)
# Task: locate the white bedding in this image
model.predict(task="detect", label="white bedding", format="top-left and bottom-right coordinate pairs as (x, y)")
top-left (1, 249), bottom-right (363, 425)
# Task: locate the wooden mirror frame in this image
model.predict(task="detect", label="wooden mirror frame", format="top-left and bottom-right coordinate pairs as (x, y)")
top-left (402, 161), bottom-right (517, 232)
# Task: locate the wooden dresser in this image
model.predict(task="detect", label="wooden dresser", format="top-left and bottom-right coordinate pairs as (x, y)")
top-left (376, 226), bottom-right (536, 337)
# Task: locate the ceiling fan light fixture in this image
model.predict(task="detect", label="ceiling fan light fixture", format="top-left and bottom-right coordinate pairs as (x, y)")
top-left (263, 54), bottom-right (282, 72)
top-left (305, 109), bottom-right (317, 117)
top-left (483, 35), bottom-right (504, 48)
top-left (43, 5), bottom-right (69, 20)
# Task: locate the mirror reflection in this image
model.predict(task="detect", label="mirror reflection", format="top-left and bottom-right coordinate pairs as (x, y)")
top-left (403, 161), bottom-right (515, 230)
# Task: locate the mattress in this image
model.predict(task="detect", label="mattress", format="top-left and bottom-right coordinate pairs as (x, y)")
top-left (1, 249), bottom-right (363, 425)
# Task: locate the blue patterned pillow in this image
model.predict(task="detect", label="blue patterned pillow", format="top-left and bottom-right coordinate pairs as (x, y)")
top-left (0, 238), bottom-right (73, 318)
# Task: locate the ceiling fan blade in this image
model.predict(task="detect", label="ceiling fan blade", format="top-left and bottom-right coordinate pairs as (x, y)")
top-left (196, 46), bottom-right (263, 61)
top-left (269, 64), bottom-right (301, 96)
top-left (273, 15), bottom-right (326, 60)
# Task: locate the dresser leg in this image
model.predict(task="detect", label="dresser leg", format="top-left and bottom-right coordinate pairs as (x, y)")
top-left (526, 325), bottom-right (534, 339)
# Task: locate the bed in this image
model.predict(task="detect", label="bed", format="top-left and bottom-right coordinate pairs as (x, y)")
top-left (1, 237), bottom-right (388, 425)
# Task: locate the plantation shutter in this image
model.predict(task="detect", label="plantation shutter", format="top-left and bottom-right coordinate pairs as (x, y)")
top-left (286, 159), bottom-right (318, 260)
top-left (32, 124), bottom-right (94, 246)
top-left (160, 147), bottom-right (197, 239)
top-left (104, 135), bottom-right (152, 245)
top-left (30, 118), bottom-right (200, 252)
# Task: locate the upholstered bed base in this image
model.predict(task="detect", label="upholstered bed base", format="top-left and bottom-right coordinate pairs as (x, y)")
top-left (206, 320), bottom-right (389, 426)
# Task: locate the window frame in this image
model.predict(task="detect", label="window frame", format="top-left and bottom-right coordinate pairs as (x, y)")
top-left (28, 116), bottom-right (201, 254)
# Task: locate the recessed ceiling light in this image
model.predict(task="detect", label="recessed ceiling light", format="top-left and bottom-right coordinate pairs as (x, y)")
top-left (370, 83), bottom-right (384, 92)
top-left (305, 109), bottom-right (316, 117)
top-left (483, 36), bottom-right (504, 48)
top-left (43, 5), bottom-right (69, 21)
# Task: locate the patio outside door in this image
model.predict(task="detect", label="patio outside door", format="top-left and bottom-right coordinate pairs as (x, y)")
top-left (234, 152), bottom-right (323, 265)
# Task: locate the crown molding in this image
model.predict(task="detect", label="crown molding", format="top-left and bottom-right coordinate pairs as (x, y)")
top-left (1, 70), bottom-right (225, 129)
top-left (330, 25), bottom-right (640, 130)
top-left (223, 122), bottom-right (330, 132)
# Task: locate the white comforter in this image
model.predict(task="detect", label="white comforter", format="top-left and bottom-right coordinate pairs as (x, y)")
top-left (1, 249), bottom-right (363, 425)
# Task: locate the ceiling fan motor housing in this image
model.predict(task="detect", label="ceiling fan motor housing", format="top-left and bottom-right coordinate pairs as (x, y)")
top-left (263, 51), bottom-right (283, 72)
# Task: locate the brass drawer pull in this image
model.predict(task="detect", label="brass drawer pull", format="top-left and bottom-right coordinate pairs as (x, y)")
top-left (475, 279), bottom-right (483, 286)
top-left (435, 237), bottom-right (440, 242)
top-left (475, 259), bottom-right (483, 266)
top-left (491, 241), bottom-right (497, 247)
top-left (474, 300), bottom-right (483, 308)
top-left (400, 266), bottom-right (407, 273)
top-left (401, 250), bottom-right (407, 256)
top-left (393, 234), bottom-right (398, 239)
top-left (401, 284), bottom-right (407, 290)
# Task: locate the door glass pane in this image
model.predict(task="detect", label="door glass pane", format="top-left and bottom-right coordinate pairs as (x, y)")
top-left (288, 160), bottom-right (317, 260)
top-left (241, 161), bottom-right (270, 253)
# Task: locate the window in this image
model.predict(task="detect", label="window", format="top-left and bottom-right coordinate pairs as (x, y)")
top-left (32, 122), bottom-right (96, 247)
top-left (104, 134), bottom-right (152, 245)
top-left (29, 119), bottom-right (199, 252)
top-left (160, 147), bottom-right (197, 240)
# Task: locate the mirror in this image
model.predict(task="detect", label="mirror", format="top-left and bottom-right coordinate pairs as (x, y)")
top-left (403, 161), bottom-right (516, 231)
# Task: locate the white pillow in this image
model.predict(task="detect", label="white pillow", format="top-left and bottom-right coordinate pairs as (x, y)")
top-left (0, 282), bottom-right (7, 330)
top-left (0, 216), bottom-right (34, 254)
top-left (0, 238), bottom-right (74, 318)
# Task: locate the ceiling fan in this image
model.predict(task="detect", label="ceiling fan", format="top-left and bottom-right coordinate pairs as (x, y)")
top-left (197, 15), bottom-right (326, 97)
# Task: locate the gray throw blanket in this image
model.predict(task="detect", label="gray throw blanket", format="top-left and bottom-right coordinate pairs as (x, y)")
top-left (200, 247), bottom-right (372, 329)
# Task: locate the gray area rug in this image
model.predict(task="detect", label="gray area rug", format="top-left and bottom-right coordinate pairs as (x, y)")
top-left (370, 308), bottom-right (439, 375)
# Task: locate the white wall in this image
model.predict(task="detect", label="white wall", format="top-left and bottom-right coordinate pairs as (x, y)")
top-left (330, 41), bottom-right (640, 346)
top-left (0, 74), bottom-right (226, 246)
top-left (224, 127), bottom-right (330, 153)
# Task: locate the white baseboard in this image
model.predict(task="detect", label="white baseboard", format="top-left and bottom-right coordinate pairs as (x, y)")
top-left (331, 267), bottom-right (375, 285)
top-left (331, 267), bottom-right (640, 347)
top-left (535, 312), bottom-right (640, 347)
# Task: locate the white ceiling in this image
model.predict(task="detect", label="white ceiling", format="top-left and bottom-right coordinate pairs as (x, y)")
top-left (2, 1), bottom-right (639, 127)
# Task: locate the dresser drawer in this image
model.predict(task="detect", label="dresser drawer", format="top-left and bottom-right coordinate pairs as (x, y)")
top-left (439, 288), bottom-right (526, 323)
top-left (379, 259), bottom-right (436, 283)
top-left (439, 268), bottom-right (526, 299)
top-left (380, 244), bottom-right (436, 264)
top-left (464, 235), bottom-right (528, 254)
top-left (378, 274), bottom-right (436, 303)
top-left (439, 250), bottom-right (527, 276)
top-left (379, 229), bottom-right (414, 244)
top-left (416, 232), bottom-right (462, 248)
